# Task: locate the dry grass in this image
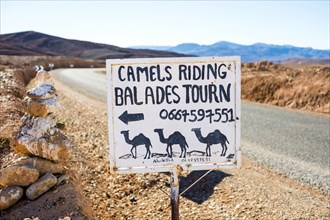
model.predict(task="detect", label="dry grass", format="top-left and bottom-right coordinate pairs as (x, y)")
top-left (0, 55), bottom-right (105, 71)
top-left (242, 61), bottom-right (330, 114)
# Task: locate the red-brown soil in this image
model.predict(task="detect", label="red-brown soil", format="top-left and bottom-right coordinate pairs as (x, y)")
top-left (241, 61), bottom-right (329, 114)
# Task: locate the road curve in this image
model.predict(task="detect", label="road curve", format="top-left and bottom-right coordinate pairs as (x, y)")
top-left (51, 68), bottom-right (330, 191)
top-left (52, 68), bottom-right (107, 102)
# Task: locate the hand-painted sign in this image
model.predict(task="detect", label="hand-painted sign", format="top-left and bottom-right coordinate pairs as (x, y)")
top-left (107, 56), bottom-right (241, 173)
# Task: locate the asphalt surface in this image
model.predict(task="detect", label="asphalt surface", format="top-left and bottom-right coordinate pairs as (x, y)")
top-left (52, 68), bottom-right (330, 192)
top-left (52, 68), bottom-right (107, 102)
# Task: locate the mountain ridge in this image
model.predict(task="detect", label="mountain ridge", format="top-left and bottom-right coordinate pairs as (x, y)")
top-left (0, 31), bottom-right (188, 59)
top-left (132, 42), bottom-right (329, 62)
top-left (1, 31), bottom-right (328, 62)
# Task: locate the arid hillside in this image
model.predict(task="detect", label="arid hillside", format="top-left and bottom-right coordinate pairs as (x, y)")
top-left (242, 61), bottom-right (330, 114)
top-left (0, 31), bottom-right (188, 59)
top-left (0, 41), bottom-right (42, 56)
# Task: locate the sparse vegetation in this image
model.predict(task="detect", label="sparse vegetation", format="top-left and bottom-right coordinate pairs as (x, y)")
top-left (0, 138), bottom-right (9, 153)
top-left (0, 55), bottom-right (105, 71)
top-left (241, 61), bottom-right (330, 114)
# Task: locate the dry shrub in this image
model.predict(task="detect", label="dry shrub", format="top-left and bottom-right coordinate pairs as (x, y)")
top-left (15, 67), bottom-right (37, 86)
top-left (242, 73), bottom-right (290, 103)
top-left (0, 55), bottom-right (105, 71)
top-left (273, 67), bottom-right (330, 113)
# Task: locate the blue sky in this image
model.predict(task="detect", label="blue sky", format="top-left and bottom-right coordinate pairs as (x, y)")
top-left (1, 1), bottom-right (329, 49)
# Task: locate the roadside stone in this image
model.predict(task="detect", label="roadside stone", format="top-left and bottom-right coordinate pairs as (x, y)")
top-left (10, 137), bottom-right (33, 156)
top-left (28, 132), bottom-right (71, 162)
top-left (26, 83), bottom-right (56, 100)
top-left (17, 157), bottom-right (65, 175)
top-left (20, 136), bottom-right (70, 162)
top-left (21, 114), bottom-right (57, 137)
top-left (22, 95), bottom-right (60, 117)
top-left (0, 164), bottom-right (39, 187)
top-left (35, 70), bottom-right (53, 86)
top-left (13, 115), bottom-right (71, 162)
top-left (26, 173), bottom-right (57, 200)
top-left (0, 186), bottom-right (24, 211)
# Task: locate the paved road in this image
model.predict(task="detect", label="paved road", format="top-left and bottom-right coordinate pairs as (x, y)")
top-left (52, 68), bottom-right (107, 102)
top-left (52, 68), bottom-right (330, 190)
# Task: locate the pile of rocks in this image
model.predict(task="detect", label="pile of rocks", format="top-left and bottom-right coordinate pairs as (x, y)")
top-left (0, 70), bottom-right (71, 211)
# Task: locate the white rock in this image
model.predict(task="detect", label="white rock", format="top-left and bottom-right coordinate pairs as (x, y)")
top-left (0, 186), bottom-right (24, 211)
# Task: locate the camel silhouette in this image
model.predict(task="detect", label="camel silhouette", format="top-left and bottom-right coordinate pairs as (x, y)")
top-left (120, 130), bottom-right (152, 159)
top-left (191, 128), bottom-right (229, 157)
top-left (154, 129), bottom-right (189, 158)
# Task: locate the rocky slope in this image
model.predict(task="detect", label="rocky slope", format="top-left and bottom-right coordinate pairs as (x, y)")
top-left (0, 67), bottom-right (91, 219)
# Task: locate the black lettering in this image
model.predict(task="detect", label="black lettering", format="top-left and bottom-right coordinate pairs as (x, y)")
top-left (172, 86), bottom-right (180, 104)
top-left (218, 64), bottom-right (227, 79)
top-left (127, 66), bottom-right (135, 81)
top-left (114, 87), bottom-right (123, 106)
top-left (191, 85), bottom-right (199, 103)
top-left (156, 86), bottom-right (165, 104)
top-left (200, 85), bottom-right (208, 103)
top-left (133, 86), bottom-right (143, 105)
top-left (209, 84), bottom-right (219, 103)
top-left (182, 84), bottom-right (191, 103)
top-left (179, 65), bottom-right (188, 80)
top-left (165, 66), bottom-right (172, 81)
top-left (165, 85), bottom-right (172, 104)
top-left (207, 64), bottom-right (217, 79)
top-left (145, 87), bottom-right (155, 104)
top-left (156, 65), bottom-right (165, 82)
top-left (118, 66), bottom-right (126, 81)
top-left (124, 86), bottom-right (134, 105)
top-left (219, 83), bottom-right (231, 102)
top-left (149, 66), bottom-right (157, 81)
top-left (136, 66), bottom-right (148, 82)
top-left (193, 65), bottom-right (202, 80)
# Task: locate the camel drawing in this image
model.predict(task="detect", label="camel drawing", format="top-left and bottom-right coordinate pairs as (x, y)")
top-left (191, 128), bottom-right (229, 157)
top-left (154, 129), bottom-right (189, 158)
top-left (120, 130), bottom-right (152, 159)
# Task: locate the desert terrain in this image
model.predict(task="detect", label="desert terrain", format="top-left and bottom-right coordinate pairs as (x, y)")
top-left (0, 58), bottom-right (329, 219)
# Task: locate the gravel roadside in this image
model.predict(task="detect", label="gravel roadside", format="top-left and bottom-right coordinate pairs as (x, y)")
top-left (54, 79), bottom-right (330, 219)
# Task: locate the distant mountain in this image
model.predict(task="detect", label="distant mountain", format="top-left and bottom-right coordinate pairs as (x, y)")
top-left (0, 31), bottom-right (187, 59)
top-left (130, 45), bottom-right (171, 51)
top-left (132, 41), bottom-right (330, 62)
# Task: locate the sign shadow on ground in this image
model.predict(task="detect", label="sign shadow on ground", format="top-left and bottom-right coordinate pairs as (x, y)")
top-left (178, 170), bottom-right (231, 204)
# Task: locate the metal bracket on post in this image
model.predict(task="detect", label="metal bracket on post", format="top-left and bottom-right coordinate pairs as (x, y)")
top-left (170, 167), bottom-right (180, 220)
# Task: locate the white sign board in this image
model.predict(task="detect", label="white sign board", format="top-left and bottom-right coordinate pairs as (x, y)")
top-left (107, 56), bottom-right (240, 173)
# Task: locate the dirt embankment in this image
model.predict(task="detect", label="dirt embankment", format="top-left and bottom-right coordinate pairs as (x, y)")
top-left (241, 61), bottom-right (330, 114)
top-left (0, 65), bottom-right (91, 219)
top-left (0, 65), bottom-right (36, 144)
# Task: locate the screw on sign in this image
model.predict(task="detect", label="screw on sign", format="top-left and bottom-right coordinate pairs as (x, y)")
top-left (107, 56), bottom-right (241, 219)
